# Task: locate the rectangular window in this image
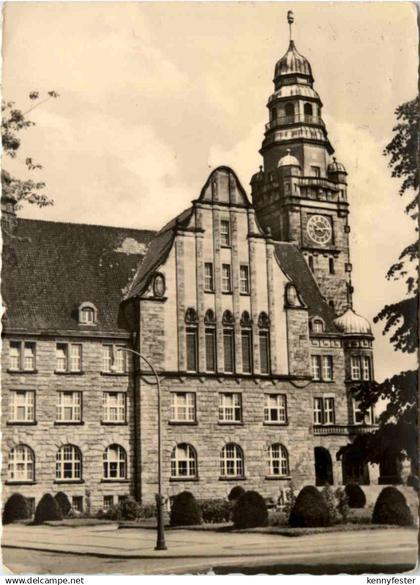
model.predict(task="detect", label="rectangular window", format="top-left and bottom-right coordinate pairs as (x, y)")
top-left (56, 344), bottom-right (67, 372)
top-left (241, 330), bottom-right (252, 374)
top-left (353, 399), bottom-right (373, 425)
top-left (102, 345), bottom-right (113, 372)
top-left (223, 329), bottom-right (235, 373)
top-left (102, 392), bottom-right (126, 423)
top-left (313, 397), bottom-right (323, 424)
top-left (259, 331), bottom-right (270, 374)
top-left (56, 343), bottom-right (82, 372)
top-left (322, 356), bottom-right (333, 381)
top-left (23, 342), bottom-right (36, 371)
top-left (72, 496), bottom-right (83, 513)
top-left (324, 397), bottom-right (335, 424)
top-left (102, 344), bottom-right (127, 373)
top-left (186, 328), bottom-right (198, 372)
top-left (239, 265), bottom-right (250, 294)
top-left (170, 392), bottom-right (196, 422)
top-left (329, 257), bottom-right (335, 274)
top-left (220, 220), bottom-right (230, 246)
top-left (103, 495), bottom-right (114, 510)
top-left (311, 355), bottom-right (321, 380)
top-left (351, 356), bottom-right (362, 380)
top-left (57, 391), bottom-right (82, 422)
top-left (10, 341), bottom-right (37, 371)
top-left (264, 394), bottom-right (287, 424)
top-left (205, 328), bottom-right (216, 372)
top-left (219, 393), bottom-right (242, 422)
top-left (10, 341), bottom-right (20, 370)
top-left (9, 390), bottom-right (35, 422)
top-left (114, 345), bottom-right (127, 373)
top-left (221, 264), bottom-right (231, 293)
top-left (311, 165), bottom-right (321, 177)
top-left (362, 356), bottom-right (371, 381)
top-left (69, 344), bottom-right (82, 372)
top-left (204, 262), bottom-right (214, 292)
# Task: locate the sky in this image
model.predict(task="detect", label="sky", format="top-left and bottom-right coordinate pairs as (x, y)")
top-left (2, 1), bottom-right (418, 381)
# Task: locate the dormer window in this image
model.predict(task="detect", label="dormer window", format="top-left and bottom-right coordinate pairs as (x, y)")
top-left (79, 303), bottom-right (97, 325)
top-left (311, 317), bottom-right (325, 334)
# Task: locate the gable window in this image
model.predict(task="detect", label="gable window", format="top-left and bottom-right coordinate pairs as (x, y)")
top-left (221, 264), bottom-right (231, 293)
top-left (79, 303), bottom-right (97, 325)
top-left (9, 390), bottom-right (35, 423)
top-left (220, 443), bottom-right (244, 478)
top-left (204, 263), bottom-right (214, 292)
top-left (9, 341), bottom-right (36, 372)
top-left (220, 220), bottom-right (231, 246)
top-left (264, 394), bottom-right (287, 424)
top-left (313, 396), bottom-right (335, 425)
top-left (219, 392), bottom-right (242, 423)
top-left (102, 392), bottom-right (126, 423)
top-left (102, 344), bottom-right (128, 374)
top-left (56, 391), bottom-right (82, 423)
top-left (171, 443), bottom-right (197, 478)
top-left (103, 444), bottom-right (127, 480)
top-left (56, 343), bottom-right (82, 373)
top-left (170, 392), bottom-right (196, 422)
top-left (351, 356), bottom-right (362, 380)
top-left (8, 445), bottom-right (35, 482)
top-left (56, 445), bottom-right (82, 480)
top-left (268, 444), bottom-right (289, 476)
top-left (312, 318), bottom-right (325, 333)
top-left (239, 265), bottom-right (250, 294)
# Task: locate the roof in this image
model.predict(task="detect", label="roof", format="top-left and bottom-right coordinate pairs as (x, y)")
top-left (2, 218), bottom-right (155, 334)
top-left (274, 242), bottom-right (338, 333)
top-left (275, 40), bottom-right (313, 81)
top-left (334, 307), bottom-right (372, 336)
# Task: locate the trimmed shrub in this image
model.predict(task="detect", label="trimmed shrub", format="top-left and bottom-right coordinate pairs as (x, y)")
top-left (138, 504), bottom-right (157, 519)
top-left (289, 485), bottom-right (331, 528)
top-left (170, 491), bottom-right (202, 527)
top-left (335, 487), bottom-right (350, 522)
top-left (103, 505), bottom-right (122, 521)
top-left (372, 486), bottom-right (413, 526)
top-left (232, 490), bottom-right (268, 529)
top-left (267, 509), bottom-right (287, 527)
top-left (34, 493), bottom-right (63, 525)
top-left (345, 483), bottom-right (366, 508)
top-left (104, 497), bottom-right (141, 521)
top-left (54, 492), bottom-right (72, 517)
top-left (199, 499), bottom-right (232, 524)
top-left (2, 493), bottom-right (29, 525)
top-left (321, 484), bottom-right (338, 523)
top-left (228, 486), bottom-right (245, 502)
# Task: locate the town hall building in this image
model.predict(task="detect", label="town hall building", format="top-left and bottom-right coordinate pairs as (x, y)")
top-left (2, 24), bottom-right (383, 513)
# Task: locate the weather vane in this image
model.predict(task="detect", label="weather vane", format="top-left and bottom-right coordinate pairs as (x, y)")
top-left (287, 10), bottom-right (294, 41)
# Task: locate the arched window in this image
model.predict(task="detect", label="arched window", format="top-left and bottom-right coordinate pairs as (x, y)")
top-left (240, 311), bottom-right (252, 374)
top-left (103, 444), bottom-right (127, 480)
top-left (304, 103), bottom-right (313, 119)
top-left (222, 311), bottom-right (235, 373)
top-left (185, 308), bottom-right (198, 372)
top-left (220, 443), bottom-right (244, 478)
top-left (258, 312), bottom-right (270, 375)
top-left (8, 445), bottom-right (34, 481)
top-left (205, 309), bottom-right (216, 372)
top-left (170, 443), bottom-right (197, 478)
top-left (285, 102), bottom-right (295, 119)
top-left (268, 444), bottom-right (289, 476)
top-left (312, 318), bottom-right (325, 333)
top-left (56, 445), bottom-right (82, 480)
top-left (79, 302), bottom-right (97, 325)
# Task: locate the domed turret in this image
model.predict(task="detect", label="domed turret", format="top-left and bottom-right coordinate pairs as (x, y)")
top-left (328, 157), bottom-right (347, 174)
top-left (277, 149), bottom-right (301, 169)
top-left (274, 40), bottom-right (313, 82)
top-left (334, 308), bottom-right (372, 336)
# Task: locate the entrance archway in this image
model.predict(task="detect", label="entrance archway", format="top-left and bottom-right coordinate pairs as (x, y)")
top-left (314, 447), bottom-right (333, 486)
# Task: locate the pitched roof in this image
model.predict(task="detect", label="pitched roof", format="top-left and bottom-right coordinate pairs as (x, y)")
top-left (274, 242), bottom-right (338, 333)
top-left (2, 218), bottom-right (155, 334)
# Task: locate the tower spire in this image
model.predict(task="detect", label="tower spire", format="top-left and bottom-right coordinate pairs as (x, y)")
top-left (287, 10), bottom-right (294, 42)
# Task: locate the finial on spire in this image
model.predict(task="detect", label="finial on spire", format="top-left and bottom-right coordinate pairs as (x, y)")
top-left (287, 10), bottom-right (294, 41)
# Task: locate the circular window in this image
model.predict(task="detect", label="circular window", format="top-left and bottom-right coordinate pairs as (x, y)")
top-left (153, 273), bottom-right (166, 297)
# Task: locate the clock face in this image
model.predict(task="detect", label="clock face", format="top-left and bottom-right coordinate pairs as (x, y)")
top-left (306, 215), bottom-right (332, 245)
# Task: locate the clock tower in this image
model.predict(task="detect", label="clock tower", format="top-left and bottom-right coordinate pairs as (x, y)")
top-left (251, 13), bottom-right (353, 314)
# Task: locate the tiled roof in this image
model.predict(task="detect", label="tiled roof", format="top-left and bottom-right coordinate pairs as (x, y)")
top-left (274, 242), bottom-right (338, 333)
top-left (2, 218), bottom-right (155, 334)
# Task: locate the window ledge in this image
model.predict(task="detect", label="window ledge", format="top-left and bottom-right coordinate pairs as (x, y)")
top-left (204, 290), bottom-right (215, 294)
top-left (239, 292), bottom-right (250, 297)
top-left (100, 479), bottom-right (130, 484)
top-left (101, 421), bottom-right (127, 426)
top-left (101, 372), bottom-right (128, 377)
top-left (265, 476), bottom-right (291, 481)
top-left (263, 422), bottom-right (288, 427)
top-left (54, 371), bottom-right (84, 376)
top-left (218, 421), bottom-right (244, 426)
top-left (312, 379), bottom-right (335, 383)
top-left (168, 421), bottom-right (198, 426)
top-left (219, 476), bottom-right (246, 481)
top-left (54, 480), bottom-right (85, 484)
top-left (169, 477), bottom-right (199, 482)
top-left (54, 421), bottom-right (85, 426)
top-left (7, 421), bottom-right (37, 426)
top-left (7, 369), bottom-right (38, 374)
top-left (221, 291), bottom-right (233, 295)
top-left (5, 480), bottom-right (36, 485)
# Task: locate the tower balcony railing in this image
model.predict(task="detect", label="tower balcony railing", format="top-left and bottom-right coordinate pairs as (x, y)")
top-left (265, 114), bottom-right (325, 131)
top-left (313, 423), bottom-right (379, 436)
top-left (297, 176), bottom-right (340, 190)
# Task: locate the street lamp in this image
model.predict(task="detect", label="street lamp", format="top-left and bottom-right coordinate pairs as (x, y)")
top-left (114, 347), bottom-right (167, 551)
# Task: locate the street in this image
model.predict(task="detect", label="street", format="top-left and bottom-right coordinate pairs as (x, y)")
top-left (2, 524), bottom-right (418, 575)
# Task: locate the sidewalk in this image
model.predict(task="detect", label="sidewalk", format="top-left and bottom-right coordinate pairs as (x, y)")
top-left (2, 524), bottom-right (418, 562)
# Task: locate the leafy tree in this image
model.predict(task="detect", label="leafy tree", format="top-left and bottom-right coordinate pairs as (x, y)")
top-left (350, 96), bottom-right (419, 477)
top-left (2, 91), bottom-right (58, 211)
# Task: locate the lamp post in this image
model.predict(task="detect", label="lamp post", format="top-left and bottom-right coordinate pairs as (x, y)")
top-left (115, 347), bottom-right (167, 551)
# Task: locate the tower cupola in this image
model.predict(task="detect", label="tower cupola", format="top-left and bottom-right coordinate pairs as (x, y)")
top-left (274, 40), bottom-right (313, 86)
